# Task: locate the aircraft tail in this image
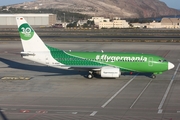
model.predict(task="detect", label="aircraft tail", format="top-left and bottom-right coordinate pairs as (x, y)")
top-left (16, 17), bottom-right (48, 52)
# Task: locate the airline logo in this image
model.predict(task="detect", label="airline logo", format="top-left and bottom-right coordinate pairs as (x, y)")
top-left (19, 23), bottom-right (34, 40)
top-left (96, 54), bottom-right (147, 62)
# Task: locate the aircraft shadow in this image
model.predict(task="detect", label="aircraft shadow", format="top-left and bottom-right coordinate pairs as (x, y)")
top-left (122, 72), bottom-right (153, 78)
top-left (0, 57), bottom-right (153, 78)
top-left (0, 57), bottom-right (86, 77)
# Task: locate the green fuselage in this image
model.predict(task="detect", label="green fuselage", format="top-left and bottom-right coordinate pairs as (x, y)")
top-left (47, 45), bottom-right (168, 74)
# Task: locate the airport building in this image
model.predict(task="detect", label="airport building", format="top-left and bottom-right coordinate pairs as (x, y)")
top-left (146, 18), bottom-right (180, 29)
top-left (0, 14), bottom-right (57, 26)
top-left (146, 21), bottom-right (162, 28)
top-left (99, 19), bottom-right (130, 29)
top-left (89, 17), bottom-right (110, 26)
top-left (89, 17), bottom-right (130, 29)
top-left (161, 18), bottom-right (180, 28)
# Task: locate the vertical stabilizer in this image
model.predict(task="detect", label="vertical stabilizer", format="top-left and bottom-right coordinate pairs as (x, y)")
top-left (16, 17), bottom-right (48, 52)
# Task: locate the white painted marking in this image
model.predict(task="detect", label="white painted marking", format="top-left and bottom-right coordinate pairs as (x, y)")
top-left (130, 79), bottom-right (152, 109)
top-left (36, 110), bottom-right (47, 114)
top-left (90, 111), bottom-right (98, 116)
top-left (158, 109), bottom-right (163, 114)
top-left (72, 112), bottom-right (78, 115)
top-left (177, 111), bottom-right (180, 113)
top-left (101, 74), bottom-right (138, 108)
top-left (157, 63), bottom-right (180, 114)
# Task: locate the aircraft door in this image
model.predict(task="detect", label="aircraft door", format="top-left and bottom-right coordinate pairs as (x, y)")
top-left (148, 57), bottom-right (153, 66)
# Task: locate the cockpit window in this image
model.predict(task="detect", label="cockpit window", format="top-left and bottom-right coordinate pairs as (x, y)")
top-left (163, 59), bottom-right (167, 62)
top-left (159, 60), bottom-right (163, 62)
top-left (159, 59), bottom-right (167, 62)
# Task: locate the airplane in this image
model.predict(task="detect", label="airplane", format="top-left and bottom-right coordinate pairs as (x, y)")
top-left (16, 17), bottom-right (174, 79)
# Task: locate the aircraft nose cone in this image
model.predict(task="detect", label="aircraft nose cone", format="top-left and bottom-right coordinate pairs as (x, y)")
top-left (168, 62), bottom-right (174, 70)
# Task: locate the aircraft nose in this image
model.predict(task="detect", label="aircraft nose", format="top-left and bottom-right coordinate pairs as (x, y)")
top-left (168, 62), bottom-right (174, 70)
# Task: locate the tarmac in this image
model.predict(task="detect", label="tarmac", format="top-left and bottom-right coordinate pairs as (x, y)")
top-left (0, 41), bottom-right (180, 120)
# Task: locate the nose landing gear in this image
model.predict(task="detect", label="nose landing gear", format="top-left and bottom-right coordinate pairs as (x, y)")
top-left (151, 74), bottom-right (156, 79)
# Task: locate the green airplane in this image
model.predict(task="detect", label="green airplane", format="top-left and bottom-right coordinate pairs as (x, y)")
top-left (16, 17), bottom-right (174, 79)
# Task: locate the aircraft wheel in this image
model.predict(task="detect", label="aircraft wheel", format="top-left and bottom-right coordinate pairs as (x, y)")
top-left (87, 74), bottom-right (93, 79)
top-left (151, 74), bottom-right (156, 79)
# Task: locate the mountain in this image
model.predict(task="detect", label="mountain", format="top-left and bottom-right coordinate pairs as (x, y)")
top-left (8, 0), bottom-right (180, 18)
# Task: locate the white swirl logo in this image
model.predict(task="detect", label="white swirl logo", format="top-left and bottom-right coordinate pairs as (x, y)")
top-left (21, 27), bottom-right (32, 37)
top-left (19, 23), bottom-right (34, 40)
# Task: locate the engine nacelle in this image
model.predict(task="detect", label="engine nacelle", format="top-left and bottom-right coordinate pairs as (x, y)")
top-left (100, 66), bottom-right (121, 78)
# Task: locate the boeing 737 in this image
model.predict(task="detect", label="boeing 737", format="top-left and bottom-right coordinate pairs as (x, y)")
top-left (16, 17), bottom-right (174, 79)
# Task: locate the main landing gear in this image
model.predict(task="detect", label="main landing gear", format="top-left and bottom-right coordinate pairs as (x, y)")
top-left (87, 71), bottom-right (94, 79)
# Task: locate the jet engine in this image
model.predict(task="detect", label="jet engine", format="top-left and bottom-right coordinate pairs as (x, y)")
top-left (100, 66), bottom-right (121, 78)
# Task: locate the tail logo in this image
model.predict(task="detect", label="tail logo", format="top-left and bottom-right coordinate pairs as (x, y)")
top-left (19, 23), bottom-right (34, 40)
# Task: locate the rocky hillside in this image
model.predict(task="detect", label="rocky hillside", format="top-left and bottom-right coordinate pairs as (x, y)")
top-left (10, 0), bottom-right (180, 18)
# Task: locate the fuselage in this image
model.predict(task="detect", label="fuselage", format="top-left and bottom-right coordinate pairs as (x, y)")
top-left (23, 46), bottom-right (172, 75)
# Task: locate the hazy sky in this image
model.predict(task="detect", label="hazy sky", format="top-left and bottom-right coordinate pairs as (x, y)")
top-left (0, 0), bottom-right (33, 6)
top-left (0, 0), bottom-right (180, 9)
top-left (160, 0), bottom-right (180, 9)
